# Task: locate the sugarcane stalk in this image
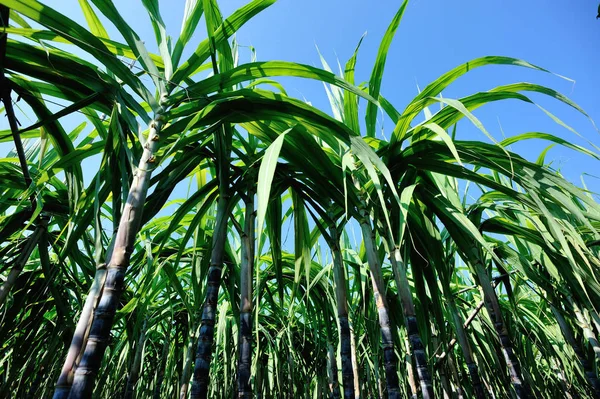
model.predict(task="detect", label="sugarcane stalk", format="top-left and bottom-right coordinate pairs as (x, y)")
top-left (0, 220), bottom-right (46, 306)
top-left (446, 299), bottom-right (486, 399)
top-left (328, 218), bottom-right (355, 399)
top-left (180, 318), bottom-right (201, 399)
top-left (190, 27), bottom-right (234, 398)
top-left (53, 235), bottom-right (115, 399)
top-left (53, 244), bottom-right (114, 399)
top-left (53, 49), bottom-right (135, 397)
top-left (388, 247), bottom-right (433, 399)
top-left (124, 318), bottom-right (148, 399)
top-left (0, 6), bottom-right (35, 207)
top-left (191, 121), bottom-right (232, 398)
top-left (551, 303), bottom-right (600, 397)
top-left (349, 323), bottom-right (361, 399)
top-left (153, 333), bottom-right (170, 399)
top-left (190, 193), bottom-right (230, 398)
top-left (67, 100), bottom-right (167, 399)
top-left (404, 337), bottom-right (418, 399)
top-left (568, 297), bottom-right (600, 361)
top-left (471, 256), bottom-right (529, 398)
top-left (358, 210), bottom-right (400, 398)
top-left (237, 191), bottom-right (255, 399)
top-left (327, 343), bottom-right (341, 399)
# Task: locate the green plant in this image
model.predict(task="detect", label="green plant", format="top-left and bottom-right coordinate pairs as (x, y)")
top-left (1, 1), bottom-right (600, 399)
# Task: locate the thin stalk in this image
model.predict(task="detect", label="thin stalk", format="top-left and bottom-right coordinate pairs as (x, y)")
top-left (551, 304), bottom-right (600, 398)
top-left (436, 280), bottom-right (501, 366)
top-left (0, 220), bottom-right (46, 306)
top-left (389, 247), bottom-right (433, 399)
top-left (124, 319), bottom-right (148, 399)
top-left (441, 378), bottom-right (453, 399)
top-left (568, 297), bottom-right (600, 362)
top-left (376, 367), bottom-right (385, 399)
top-left (237, 192), bottom-right (255, 399)
top-left (67, 102), bottom-right (167, 399)
top-left (288, 352), bottom-right (295, 398)
top-left (404, 337), bottom-right (418, 399)
top-left (328, 220), bottom-right (355, 399)
top-left (1, 84), bottom-right (33, 197)
top-left (552, 358), bottom-right (574, 399)
top-left (358, 211), bottom-right (400, 398)
top-left (433, 334), bottom-right (451, 399)
top-left (364, 360), bottom-right (372, 399)
top-left (0, 6), bottom-right (35, 207)
top-left (472, 257), bottom-right (529, 398)
top-left (327, 343), bottom-right (341, 399)
top-left (180, 318), bottom-right (201, 399)
top-left (153, 333), bottom-right (170, 399)
top-left (446, 354), bottom-right (465, 399)
top-left (255, 352), bottom-right (267, 399)
top-left (435, 298), bottom-right (486, 399)
top-left (349, 323), bottom-right (361, 399)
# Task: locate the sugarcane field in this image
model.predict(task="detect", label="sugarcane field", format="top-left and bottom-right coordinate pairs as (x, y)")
top-left (1, 1), bottom-right (600, 398)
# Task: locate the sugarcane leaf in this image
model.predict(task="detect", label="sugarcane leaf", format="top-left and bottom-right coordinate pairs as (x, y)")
top-left (256, 126), bottom-right (292, 248)
top-left (365, 0), bottom-right (407, 138)
top-left (171, 0), bottom-right (276, 86)
top-left (4, 0), bottom-right (155, 109)
top-left (141, 0), bottom-right (173, 80)
top-left (77, 0), bottom-right (109, 39)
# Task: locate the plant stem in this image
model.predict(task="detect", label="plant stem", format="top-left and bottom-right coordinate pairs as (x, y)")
top-left (237, 192), bottom-right (255, 399)
top-left (389, 247), bottom-right (433, 399)
top-left (0, 220), bottom-right (46, 306)
top-left (552, 303), bottom-right (600, 398)
top-left (0, 6), bottom-right (35, 207)
top-left (124, 318), bottom-right (148, 399)
top-left (191, 164), bottom-right (231, 397)
top-left (359, 211), bottom-right (400, 398)
top-left (67, 104), bottom-right (166, 399)
top-left (53, 264), bottom-right (107, 399)
top-left (327, 342), bottom-right (341, 399)
top-left (180, 318), bottom-right (201, 399)
top-left (153, 332), bottom-right (170, 399)
top-left (350, 323), bottom-right (361, 399)
top-left (328, 220), bottom-right (355, 399)
top-left (472, 257), bottom-right (529, 398)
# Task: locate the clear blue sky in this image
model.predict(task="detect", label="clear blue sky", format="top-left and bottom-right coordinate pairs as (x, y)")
top-left (9, 0), bottom-right (600, 194)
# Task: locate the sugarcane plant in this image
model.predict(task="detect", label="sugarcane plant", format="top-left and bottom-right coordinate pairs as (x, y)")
top-left (1, 0), bottom-right (600, 398)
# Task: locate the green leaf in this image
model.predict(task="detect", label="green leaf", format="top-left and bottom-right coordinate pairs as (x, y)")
top-left (172, 0), bottom-right (204, 68)
top-left (4, 0), bottom-right (155, 108)
top-left (169, 61), bottom-right (377, 106)
top-left (256, 126), bottom-right (292, 246)
top-left (77, 0), bottom-right (109, 39)
top-left (90, 0), bottom-right (165, 98)
top-left (365, 0), bottom-right (408, 138)
top-left (171, 0), bottom-right (276, 86)
top-left (141, 0), bottom-right (173, 80)
top-left (343, 34), bottom-right (365, 133)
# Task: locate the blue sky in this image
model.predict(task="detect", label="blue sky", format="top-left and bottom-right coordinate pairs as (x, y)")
top-left (6, 0), bottom-right (600, 194)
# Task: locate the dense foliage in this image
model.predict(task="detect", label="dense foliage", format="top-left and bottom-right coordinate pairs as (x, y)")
top-left (1, 1), bottom-right (600, 398)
